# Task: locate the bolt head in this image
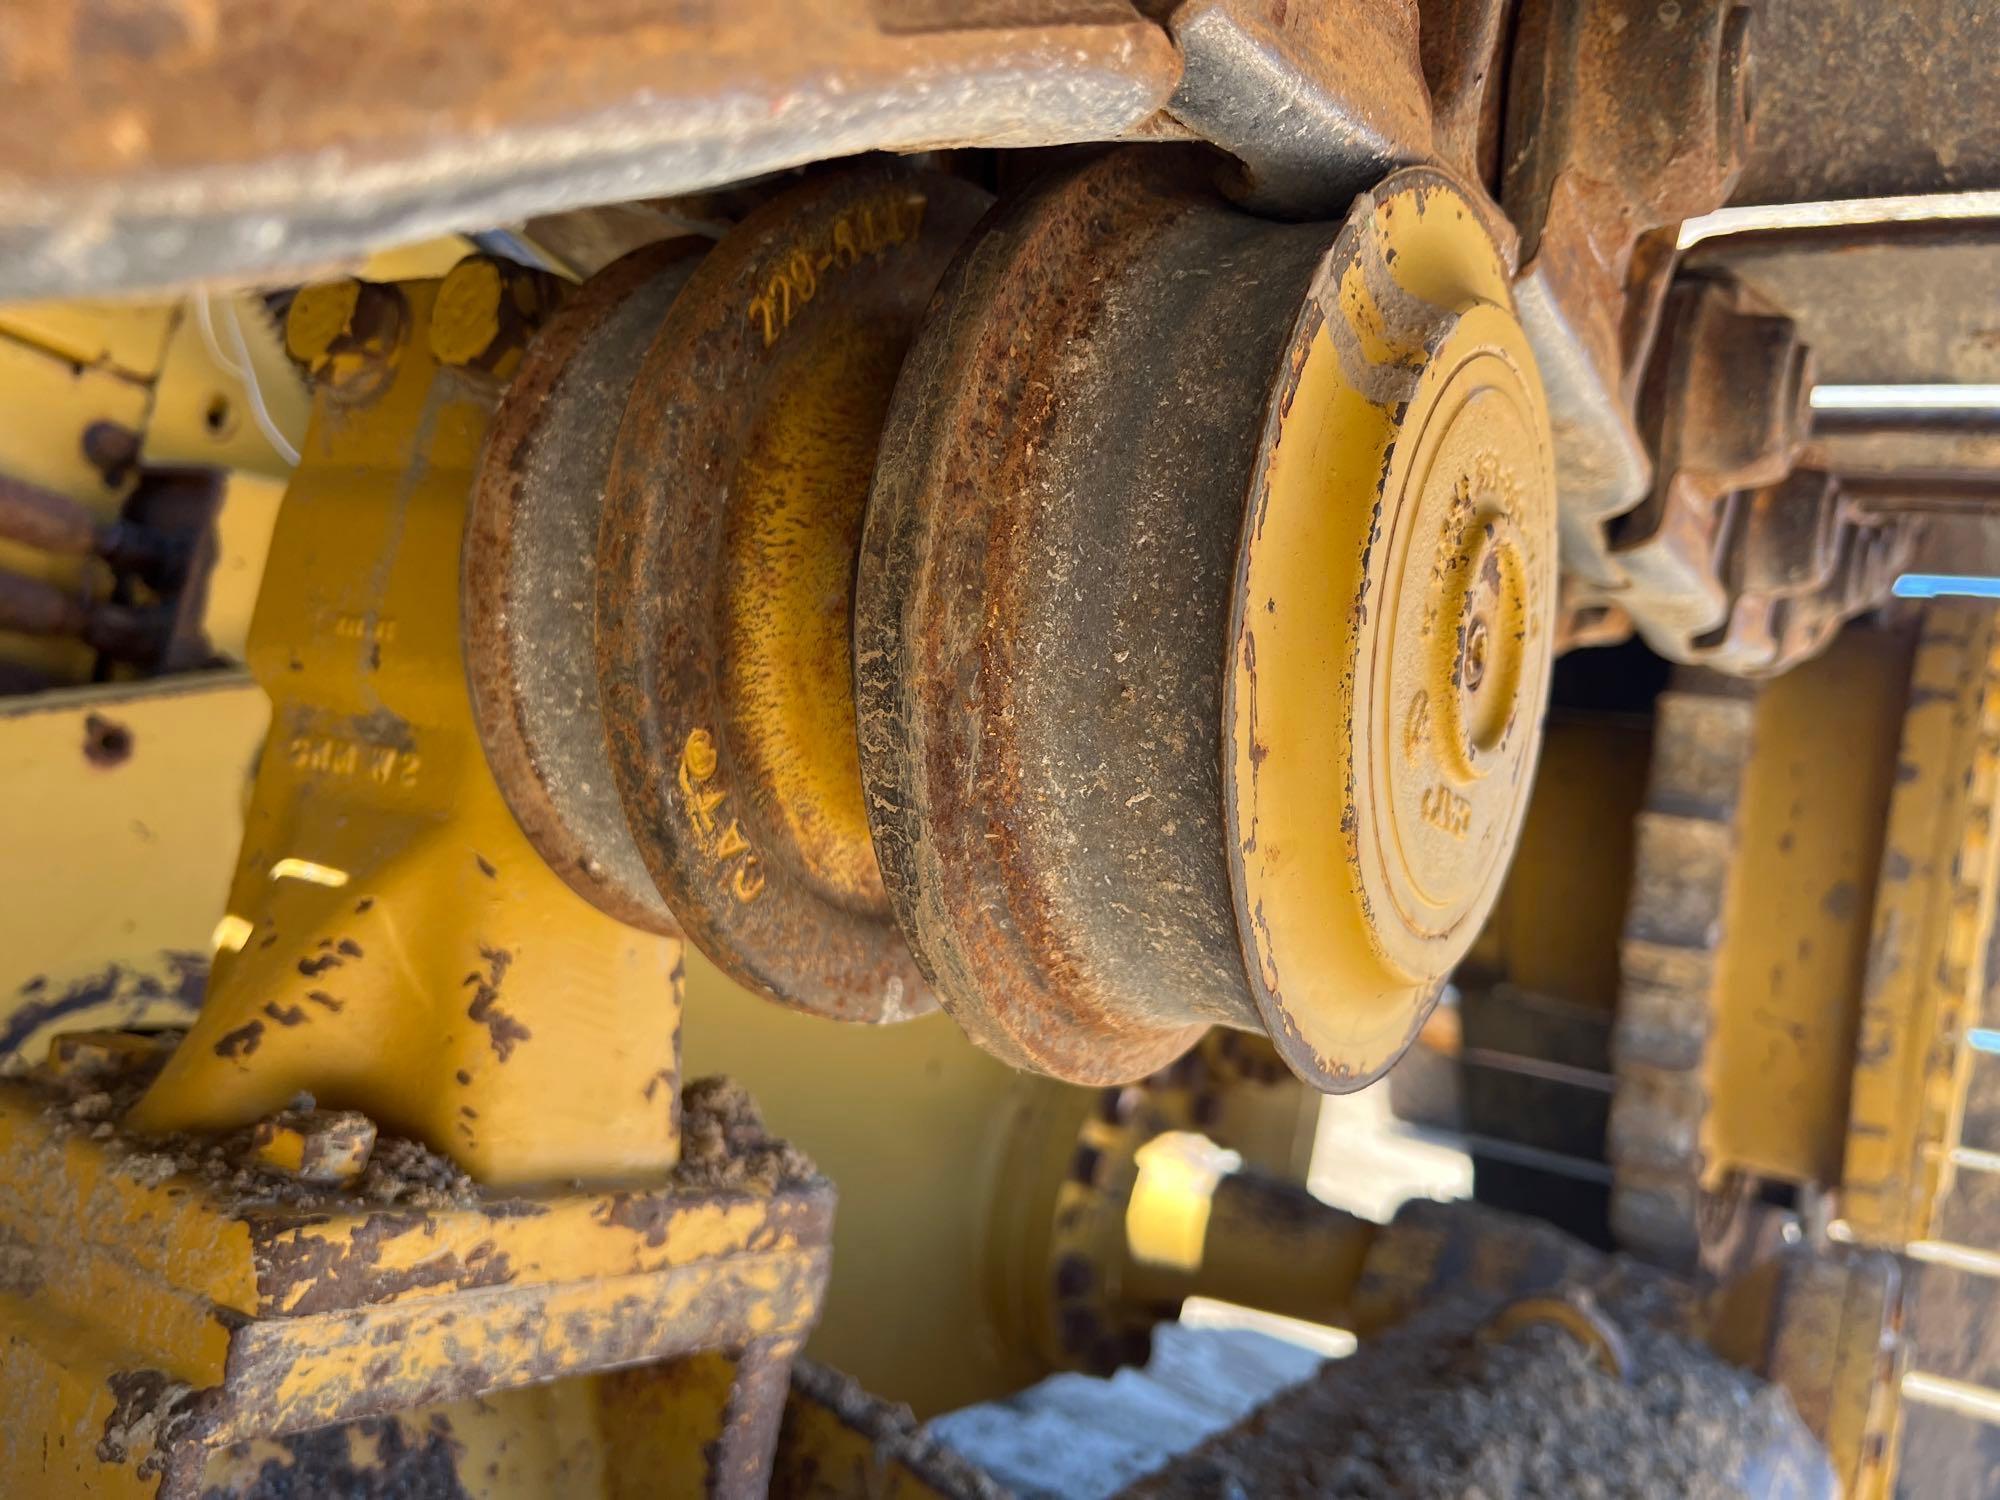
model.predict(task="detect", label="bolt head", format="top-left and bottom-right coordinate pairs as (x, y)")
top-left (430, 255), bottom-right (557, 376)
top-left (285, 282), bottom-right (362, 365)
top-left (285, 280), bottom-right (408, 397)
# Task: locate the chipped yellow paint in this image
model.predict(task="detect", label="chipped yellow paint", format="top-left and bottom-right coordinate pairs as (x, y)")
top-left (245, 1254), bottom-right (816, 1440)
top-left (0, 1078), bottom-right (831, 1489)
top-left (197, 1380), bottom-right (610, 1497)
top-left (0, 1090), bottom-right (257, 1351)
top-left (255, 1191), bottom-right (813, 1319)
top-left (1703, 624), bottom-right (1913, 1189)
top-left (125, 279), bottom-right (685, 1185)
top-left (0, 1089), bottom-right (247, 1492)
top-left (1227, 174), bottom-right (1555, 1089)
top-left (195, 1354), bottom-right (851, 1498)
top-left (251, 1126), bottom-right (307, 1174)
top-left (0, 1306), bottom-right (172, 1499)
top-left (1845, 604), bottom-right (2000, 1247)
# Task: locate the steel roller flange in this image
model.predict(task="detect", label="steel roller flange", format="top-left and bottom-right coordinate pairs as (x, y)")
top-left (596, 164), bottom-right (991, 1022)
top-left (467, 241), bottom-right (709, 935)
top-left (856, 149), bottom-right (1557, 1087)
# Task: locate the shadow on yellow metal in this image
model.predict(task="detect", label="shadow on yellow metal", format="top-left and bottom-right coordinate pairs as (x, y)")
top-left (124, 279), bottom-right (684, 1185)
top-left (189, 1353), bottom-right (986, 1498)
top-left (1708, 624), bottom-right (1914, 1189)
top-left (1462, 712), bottom-right (1654, 1012)
top-left (682, 952), bottom-right (1058, 1415)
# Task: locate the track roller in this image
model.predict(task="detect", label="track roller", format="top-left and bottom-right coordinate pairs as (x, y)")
top-left (855, 149), bottom-right (1557, 1086)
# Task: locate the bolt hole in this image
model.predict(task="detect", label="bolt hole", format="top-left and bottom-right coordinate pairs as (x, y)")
top-left (83, 713), bottom-right (133, 768)
top-left (204, 393), bottom-right (236, 437)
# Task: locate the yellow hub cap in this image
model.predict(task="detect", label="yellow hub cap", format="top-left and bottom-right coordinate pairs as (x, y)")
top-left (1228, 172), bottom-right (1556, 1090)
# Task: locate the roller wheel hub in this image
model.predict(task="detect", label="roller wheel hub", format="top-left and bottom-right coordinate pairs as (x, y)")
top-left (856, 151), bottom-right (1556, 1087)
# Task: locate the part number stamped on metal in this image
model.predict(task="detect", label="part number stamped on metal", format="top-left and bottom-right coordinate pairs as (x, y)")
top-left (288, 734), bottom-right (422, 790)
top-left (1420, 781), bottom-right (1472, 840)
top-left (677, 728), bottom-right (766, 903)
top-left (746, 192), bottom-right (928, 348)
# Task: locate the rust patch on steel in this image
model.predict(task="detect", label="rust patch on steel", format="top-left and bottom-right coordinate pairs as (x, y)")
top-left (1420, 0), bottom-right (1513, 189)
top-left (201, 1417), bottom-right (471, 1499)
top-left (857, 151), bottom-right (1545, 1089)
top-left (1611, 277), bottom-right (1917, 674)
top-left (215, 1021), bottom-right (265, 1059)
top-left (855, 146), bottom-right (1264, 1083)
top-left (98, 1369), bottom-right (208, 1479)
top-left (1492, 0), bottom-right (1911, 669)
top-left (252, 1214), bottom-right (518, 1318)
top-left (462, 947), bottom-right (529, 1062)
top-left (0, 1), bottom-right (1179, 300)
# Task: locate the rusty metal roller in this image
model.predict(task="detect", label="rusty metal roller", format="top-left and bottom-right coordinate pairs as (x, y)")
top-left (470, 162), bottom-right (990, 1022)
top-left (855, 148), bottom-right (1558, 1089)
top-left (468, 240), bottom-right (710, 936)
top-left (592, 164), bottom-right (991, 1022)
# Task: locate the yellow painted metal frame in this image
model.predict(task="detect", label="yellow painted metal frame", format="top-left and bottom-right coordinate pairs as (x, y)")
top-left (0, 292), bottom-right (300, 678)
top-left (1463, 712), bottom-right (1653, 1010)
top-left (0, 1081), bottom-right (830, 1495)
top-left (0, 290), bottom-right (290, 1035)
top-left (125, 279), bottom-right (685, 1186)
top-left (0, 323), bottom-right (153, 683)
top-left (1706, 623), bottom-right (1913, 1189)
top-left (1845, 603), bottom-right (2000, 1246)
top-left (0, 676), bottom-right (268, 1066)
top-left (1707, 1247), bottom-right (1907, 1500)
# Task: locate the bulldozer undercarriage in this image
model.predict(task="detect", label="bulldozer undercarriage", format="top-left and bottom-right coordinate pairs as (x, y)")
top-left (0, 0), bottom-right (1997, 1494)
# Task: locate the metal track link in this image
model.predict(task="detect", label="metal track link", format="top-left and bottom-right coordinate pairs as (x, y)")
top-left (1608, 675), bottom-right (1760, 1269)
